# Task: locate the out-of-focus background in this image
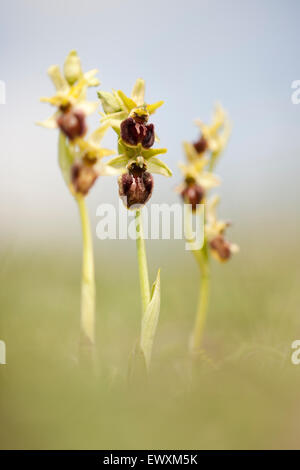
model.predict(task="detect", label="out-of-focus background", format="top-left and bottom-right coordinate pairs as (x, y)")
top-left (1, 0), bottom-right (300, 450)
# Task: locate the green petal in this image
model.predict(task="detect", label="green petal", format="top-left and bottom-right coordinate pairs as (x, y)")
top-left (97, 91), bottom-right (122, 114)
top-left (147, 100), bottom-right (164, 114)
top-left (141, 147), bottom-right (167, 159)
top-left (117, 90), bottom-right (137, 111)
top-left (147, 157), bottom-right (172, 177)
top-left (58, 132), bottom-right (74, 187)
top-left (140, 269), bottom-right (161, 370)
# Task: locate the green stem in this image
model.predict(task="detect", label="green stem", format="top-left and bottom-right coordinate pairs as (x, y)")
top-left (135, 209), bottom-right (150, 316)
top-left (190, 247), bottom-right (210, 354)
top-left (184, 203), bottom-right (211, 352)
top-left (76, 194), bottom-right (95, 357)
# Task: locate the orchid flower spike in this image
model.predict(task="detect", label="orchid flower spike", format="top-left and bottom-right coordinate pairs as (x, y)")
top-left (99, 79), bottom-right (172, 209)
top-left (37, 50), bottom-right (115, 196)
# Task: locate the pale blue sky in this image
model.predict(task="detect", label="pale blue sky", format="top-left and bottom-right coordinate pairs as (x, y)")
top-left (1, 0), bottom-right (299, 243)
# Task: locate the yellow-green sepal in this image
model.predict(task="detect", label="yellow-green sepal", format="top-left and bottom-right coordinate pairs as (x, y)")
top-left (97, 91), bottom-right (121, 114)
top-left (106, 154), bottom-right (129, 173)
top-left (147, 100), bottom-right (164, 114)
top-left (183, 141), bottom-right (198, 162)
top-left (131, 78), bottom-right (145, 106)
top-left (147, 157), bottom-right (172, 177)
top-left (118, 138), bottom-right (139, 158)
top-left (117, 90), bottom-right (137, 112)
top-left (141, 147), bottom-right (167, 159)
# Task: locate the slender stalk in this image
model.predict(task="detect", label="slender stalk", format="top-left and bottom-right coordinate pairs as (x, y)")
top-left (135, 209), bottom-right (150, 316)
top-left (190, 244), bottom-right (210, 354)
top-left (185, 204), bottom-right (211, 352)
top-left (76, 194), bottom-right (95, 360)
top-left (190, 264), bottom-right (210, 353)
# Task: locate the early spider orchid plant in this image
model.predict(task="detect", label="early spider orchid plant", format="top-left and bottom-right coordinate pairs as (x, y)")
top-left (98, 79), bottom-right (172, 371)
top-left (37, 51), bottom-right (115, 363)
top-left (177, 104), bottom-right (239, 355)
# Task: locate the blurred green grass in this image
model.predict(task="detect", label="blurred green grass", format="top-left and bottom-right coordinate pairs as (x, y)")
top-left (0, 237), bottom-right (300, 449)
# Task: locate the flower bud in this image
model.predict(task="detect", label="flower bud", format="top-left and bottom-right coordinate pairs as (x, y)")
top-left (181, 181), bottom-right (204, 211)
top-left (57, 109), bottom-right (87, 140)
top-left (120, 117), bottom-right (155, 149)
top-left (63, 50), bottom-right (82, 85)
top-left (118, 163), bottom-right (154, 209)
top-left (71, 161), bottom-right (98, 195)
top-left (193, 135), bottom-right (208, 154)
top-left (210, 235), bottom-right (231, 261)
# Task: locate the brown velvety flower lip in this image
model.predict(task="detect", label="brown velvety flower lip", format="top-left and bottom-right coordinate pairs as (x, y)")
top-left (210, 235), bottom-right (231, 260)
top-left (181, 182), bottom-right (205, 211)
top-left (57, 109), bottom-right (87, 140)
top-left (193, 135), bottom-right (208, 154)
top-left (119, 163), bottom-right (154, 209)
top-left (120, 117), bottom-right (155, 149)
top-left (71, 161), bottom-right (98, 195)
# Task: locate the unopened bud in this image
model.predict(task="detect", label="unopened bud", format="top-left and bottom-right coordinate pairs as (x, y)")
top-left (71, 161), bottom-right (98, 195)
top-left (57, 109), bottom-right (87, 140)
top-left (118, 163), bottom-right (154, 209)
top-left (63, 50), bottom-right (82, 86)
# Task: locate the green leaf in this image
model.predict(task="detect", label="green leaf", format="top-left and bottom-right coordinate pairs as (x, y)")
top-left (147, 156), bottom-right (172, 177)
top-left (127, 340), bottom-right (148, 384)
top-left (58, 132), bottom-right (74, 186)
top-left (140, 269), bottom-right (161, 370)
top-left (97, 91), bottom-right (122, 114)
top-left (142, 147), bottom-right (167, 159)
